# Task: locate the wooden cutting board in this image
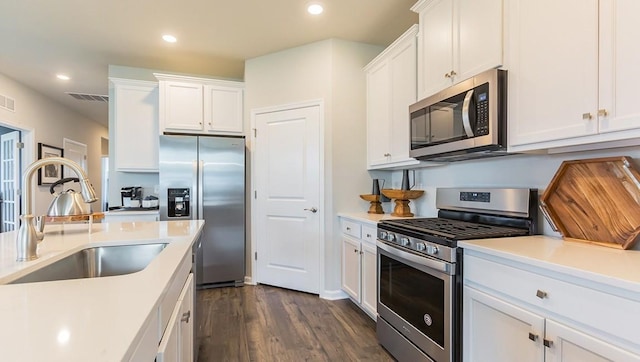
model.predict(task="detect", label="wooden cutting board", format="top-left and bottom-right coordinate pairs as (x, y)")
top-left (540, 156), bottom-right (640, 249)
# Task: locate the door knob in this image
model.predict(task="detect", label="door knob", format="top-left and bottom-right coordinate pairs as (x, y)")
top-left (304, 207), bottom-right (318, 213)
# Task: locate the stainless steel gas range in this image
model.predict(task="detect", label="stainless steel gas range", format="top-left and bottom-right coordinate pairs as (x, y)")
top-left (376, 188), bottom-right (539, 362)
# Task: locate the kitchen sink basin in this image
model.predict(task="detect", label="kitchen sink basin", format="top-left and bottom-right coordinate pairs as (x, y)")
top-left (9, 243), bottom-right (168, 284)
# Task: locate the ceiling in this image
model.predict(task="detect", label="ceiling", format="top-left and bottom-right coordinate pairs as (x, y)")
top-left (0, 0), bottom-right (418, 127)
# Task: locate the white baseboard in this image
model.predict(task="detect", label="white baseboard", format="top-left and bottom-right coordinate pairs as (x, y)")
top-left (244, 276), bottom-right (256, 285)
top-left (320, 289), bottom-right (349, 300)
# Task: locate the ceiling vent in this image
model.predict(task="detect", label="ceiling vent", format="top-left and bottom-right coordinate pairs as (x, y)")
top-left (0, 93), bottom-right (16, 112)
top-left (66, 92), bottom-right (109, 102)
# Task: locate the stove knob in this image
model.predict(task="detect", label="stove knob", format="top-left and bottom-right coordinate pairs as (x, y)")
top-left (426, 245), bottom-right (439, 255)
top-left (380, 231), bottom-right (388, 240)
top-left (416, 242), bottom-right (426, 251)
top-left (400, 237), bottom-right (410, 247)
top-left (387, 233), bottom-right (396, 242)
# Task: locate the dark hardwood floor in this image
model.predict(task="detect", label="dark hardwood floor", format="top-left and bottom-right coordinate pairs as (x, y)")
top-left (196, 284), bottom-right (394, 361)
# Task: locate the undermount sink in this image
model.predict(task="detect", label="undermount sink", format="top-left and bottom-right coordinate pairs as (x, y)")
top-left (9, 243), bottom-right (168, 284)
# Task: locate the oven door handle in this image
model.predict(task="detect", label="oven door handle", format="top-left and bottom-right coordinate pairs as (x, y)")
top-left (377, 241), bottom-right (455, 276)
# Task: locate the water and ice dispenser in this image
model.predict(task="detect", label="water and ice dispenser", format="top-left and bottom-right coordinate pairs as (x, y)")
top-left (167, 188), bottom-right (190, 217)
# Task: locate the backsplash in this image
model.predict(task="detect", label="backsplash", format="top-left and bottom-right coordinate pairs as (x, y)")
top-left (377, 145), bottom-right (640, 250)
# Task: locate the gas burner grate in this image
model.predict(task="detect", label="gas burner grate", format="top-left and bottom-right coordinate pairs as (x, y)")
top-left (384, 218), bottom-right (529, 240)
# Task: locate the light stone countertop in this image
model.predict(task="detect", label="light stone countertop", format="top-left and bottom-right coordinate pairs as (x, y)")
top-left (459, 235), bottom-right (640, 296)
top-left (0, 220), bottom-right (204, 361)
top-left (337, 212), bottom-right (415, 226)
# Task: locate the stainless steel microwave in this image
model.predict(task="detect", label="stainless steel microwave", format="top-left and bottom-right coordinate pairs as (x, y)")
top-left (409, 69), bottom-right (508, 162)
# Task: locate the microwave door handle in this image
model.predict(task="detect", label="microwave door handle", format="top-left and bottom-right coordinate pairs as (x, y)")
top-left (462, 89), bottom-right (475, 138)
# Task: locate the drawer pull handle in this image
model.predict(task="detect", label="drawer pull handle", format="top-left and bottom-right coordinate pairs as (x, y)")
top-left (543, 339), bottom-right (553, 348)
top-left (536, 290), bottom-right (548, 299)
top-left (582, 112), bottom-right (593, 120)
top-left (181, 311), bottom-right (191, 323)
top-left (528, 332), bottom-right (538, 341)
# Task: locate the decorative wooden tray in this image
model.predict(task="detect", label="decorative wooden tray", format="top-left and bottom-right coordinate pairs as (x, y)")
top-left (359, 194), bottom-right (383, 214)
top-left (381, 189), bottom-right (425, 217)
top-left (540, 156), bottom-right (640, 250)
top-left (45, 212), bottom-right (104, 223)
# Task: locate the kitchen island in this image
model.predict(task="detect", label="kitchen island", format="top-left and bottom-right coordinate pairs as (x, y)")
top-left (0, 220), bottom-right (203, 361)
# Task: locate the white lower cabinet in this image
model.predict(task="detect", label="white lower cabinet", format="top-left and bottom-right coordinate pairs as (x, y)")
top-left (463, 253), bottom-right (640, 362)
top-left (158, 273), bottom-right (194, 362)
top-left (340, 217), bottom-right (377, 319)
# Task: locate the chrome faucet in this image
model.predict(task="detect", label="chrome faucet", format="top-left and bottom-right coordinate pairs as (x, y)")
top-left (16, 157), bottom-right (97, 261)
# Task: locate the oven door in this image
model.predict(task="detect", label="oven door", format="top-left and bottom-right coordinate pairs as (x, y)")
top-left (377, 241), bottom-right (455, 362)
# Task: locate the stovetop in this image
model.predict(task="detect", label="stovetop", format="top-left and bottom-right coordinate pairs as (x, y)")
top-left (382, 217), bottom-right (530, 241)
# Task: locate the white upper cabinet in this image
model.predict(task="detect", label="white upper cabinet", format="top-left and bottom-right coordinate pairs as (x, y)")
top-left (365, 25), bottom-right (421, 170)
top-left (507, 0), bottom-right (640, 151)
top-left (412, 0), bottom-right (503, 100)
top-left (155, 73), bottom-right (244, 136)
top-left (110, 78), bottom-right (159, 172)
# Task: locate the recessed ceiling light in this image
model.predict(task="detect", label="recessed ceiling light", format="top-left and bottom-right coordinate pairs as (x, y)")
top-left (162, 34), bottom-right (177, 43)
top-left (56, 74), bottom-right (70, 81)
top-left (307, 3), bottom-right (324, 15)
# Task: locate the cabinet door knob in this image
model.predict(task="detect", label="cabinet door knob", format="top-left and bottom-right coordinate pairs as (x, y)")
top-left (383, 153), bottom-right (391, 157)
top-left (366, 233), bottom-right (372, 238)
top-left (208, 122), bottom-right (212, 125)
top-left (528, 332), bottom-right (538, 341)
top-left (543, 339), bottom-right (553, 348)
top-left (536, 290), bottom-right (548, 299)
top-left (598, 109), bottom-right (608, 117)
top-left (346, 227), bottom-right (351, 231)
top-left (445, 72), bottom-right (451, 78)
top-left (450, 70), bottom-right (457, 77)
top-left (181, 310), bottom-right (191, 323)
top-left (582, 112), bottom-right (593, 120)
top-left (354, 249), bottom-right (359, 253)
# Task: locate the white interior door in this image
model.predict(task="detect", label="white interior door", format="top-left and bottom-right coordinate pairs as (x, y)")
top-left (0, 131), bottom-right (20, 232)
top-left (63, 138), bottom-right (87, 178)
top-left (254, 104), bottom-right (321, 294)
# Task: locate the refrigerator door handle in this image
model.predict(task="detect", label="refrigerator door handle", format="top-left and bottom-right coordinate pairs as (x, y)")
top-left (198, 160), bottom-right (204, 219)
top-left (192, 161), bottom-right (199, 220)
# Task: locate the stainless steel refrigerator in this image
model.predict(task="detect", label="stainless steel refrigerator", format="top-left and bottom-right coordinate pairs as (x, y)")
top-left (159, 135), bottom-right (245, 287)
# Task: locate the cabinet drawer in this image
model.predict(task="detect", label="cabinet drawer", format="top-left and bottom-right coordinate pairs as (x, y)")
top-left (464, 254), bottom-right (640, 349)
top-left (341, 220), bottom-right (361, 239)
top-left (362, 225), bottom-right (377, 245)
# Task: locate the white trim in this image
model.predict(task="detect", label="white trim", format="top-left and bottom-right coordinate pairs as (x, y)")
top-left (320, 289), bottom-right (349, 301)
top-left (243, 276), bottom-right (255, 285)
top-left (250, 98), bottom-right (325, 294)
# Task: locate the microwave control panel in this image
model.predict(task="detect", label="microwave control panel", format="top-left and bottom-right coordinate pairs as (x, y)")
top-left (475, 84), bottom-right (490, 136)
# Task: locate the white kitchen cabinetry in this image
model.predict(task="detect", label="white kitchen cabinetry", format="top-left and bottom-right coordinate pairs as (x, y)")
top-left (340, 217), bottom-right (377, 319)
top-left (365, 25), bottom-right (421, 170)
top-left (155, 73), bottom-right (244, 136)
top-left (507, 0), bottom-right (640, 151)
top-left (158, 273), bottom-right (194, 362)
top-left (463, 252), bottom-right (640, 361)
top-left (110, 78), bottom-right (159, 172)
top-left (411, 0), bottom-right (503, 100)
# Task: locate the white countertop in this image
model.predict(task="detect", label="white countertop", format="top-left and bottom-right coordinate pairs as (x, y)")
top-left (337, 212), bottom-right (415, 225)
top-left (459, 235), bottom-right (640, 295)
top-left (0, 220), bottom-right (204, 361)
top-left (103, 209), bottom-right (160, 215)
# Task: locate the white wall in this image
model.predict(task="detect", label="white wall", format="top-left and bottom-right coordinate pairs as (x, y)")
top-left (0, 72), bottom-right (108, 217)
top-left (245, 39), bottom-right (383, 296)
top-left (374, 144), bottom-right (640, 250)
